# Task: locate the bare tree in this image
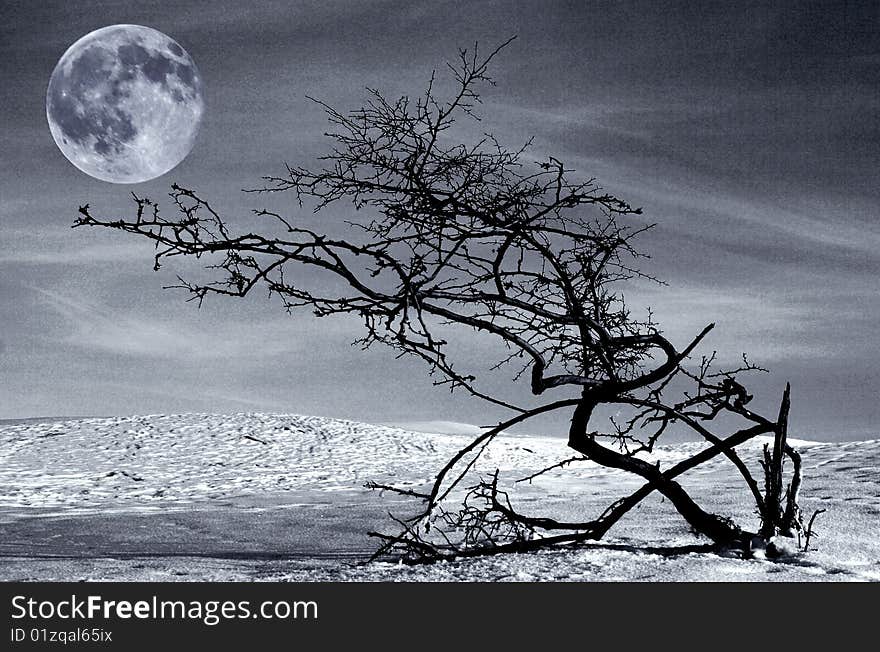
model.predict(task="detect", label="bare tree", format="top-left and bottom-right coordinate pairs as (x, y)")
top-left (75, 39), bottom-right (808, 562)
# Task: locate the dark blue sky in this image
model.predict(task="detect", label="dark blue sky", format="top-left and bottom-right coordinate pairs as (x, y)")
top-left (1, 1), bottom-right (878, 440)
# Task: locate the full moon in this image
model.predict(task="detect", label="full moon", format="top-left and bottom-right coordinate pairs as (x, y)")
top-left (46, 24), bottom-right (204, 184)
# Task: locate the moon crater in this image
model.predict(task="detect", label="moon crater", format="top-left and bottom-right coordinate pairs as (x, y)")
top-left (47, 24), bottom-right (204, 183)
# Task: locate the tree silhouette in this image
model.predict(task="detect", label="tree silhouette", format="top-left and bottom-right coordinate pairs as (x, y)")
top-left (75, 39), bottom-right (809, 562)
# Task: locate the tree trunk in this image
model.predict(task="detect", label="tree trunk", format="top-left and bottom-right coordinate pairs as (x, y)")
top-left (567, 394), bottom-right (745, 546)
top-left (759, 383), bottom-right (805, 541)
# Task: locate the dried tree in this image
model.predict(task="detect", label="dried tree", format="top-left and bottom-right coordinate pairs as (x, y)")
top-left (75, 39), bottom-right (808, 562)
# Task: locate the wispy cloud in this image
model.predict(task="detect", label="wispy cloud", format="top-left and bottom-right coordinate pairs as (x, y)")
top-left (29, 286), bottom-right (306, 360)
top-left (481, 98), bottom-right (880, 259)
top-left (0, 242), bottom-right (150, 266)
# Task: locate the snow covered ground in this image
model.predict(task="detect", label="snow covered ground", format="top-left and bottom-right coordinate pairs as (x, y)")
top-left (0, 413), bottom-right (877, 581)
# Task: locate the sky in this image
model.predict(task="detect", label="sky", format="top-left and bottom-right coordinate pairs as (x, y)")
top-left (1, 0), bottom-right (878, 441)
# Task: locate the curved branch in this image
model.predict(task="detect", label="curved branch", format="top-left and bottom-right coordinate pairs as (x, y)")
top-left (621, 396), bottom-right (766, 517)
top-left (424, 397), bottom-right (581, 512)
